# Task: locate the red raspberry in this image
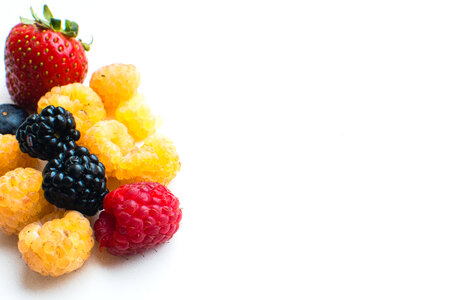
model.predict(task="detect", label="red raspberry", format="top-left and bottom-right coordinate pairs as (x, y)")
top-left (94, 182), bottom-right (182, 256)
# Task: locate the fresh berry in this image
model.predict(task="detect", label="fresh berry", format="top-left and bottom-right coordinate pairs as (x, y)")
top-left (4, 5), bottom-right (90, 111)
top-left (0, 104), bottom-right (29, 134)
top-left (38, 83), bottom-right (106, 137)
top-left (18, 210), bottom-right (94, 277)
top-left (0, 168), bottom-right (54, 235)
top-left (105, 176), bottom-right (123, 192)
top-left (90, 64), bottom-right (140, 115)
top-left (94, 182), bottom-right (182, 256)
top-left (0, 134), bottom-right (38, 177)
top-left (79, 120), bottom-right (134, 177)
top-left (115, 134), bottom-right (181, 185)
top-left (115, 94), bottom-right (161, 141)
top-left (42, 146), bottom-right (108, 216)
top-left (16, 105), bottom-right (80, 160)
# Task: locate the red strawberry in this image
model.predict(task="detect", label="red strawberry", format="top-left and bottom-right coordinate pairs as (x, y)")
top-left (4, 5), bottom-right (90, 111)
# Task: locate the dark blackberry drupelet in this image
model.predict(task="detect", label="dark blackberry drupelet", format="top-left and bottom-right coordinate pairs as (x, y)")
top-left (42, 146), bottom-right (108, 216)
top-left (0, 104), bottom-right (29, 135)
top-left (16, 105), bottom-right (80, 160)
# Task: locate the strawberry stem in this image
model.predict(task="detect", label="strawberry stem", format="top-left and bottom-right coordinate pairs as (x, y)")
top-left (80, 36), bottom-right (93, 51)
top-left (20, 5), bottom-right (92, 51)
top-left (43, 4), bottom-right (53, 21)
top-left (50, 18), bottom-right (61, 31)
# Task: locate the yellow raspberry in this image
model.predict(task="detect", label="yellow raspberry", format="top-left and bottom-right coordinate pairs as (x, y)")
top-left (79, 120), bottom-right (134, 177)
top-left (115, 134), bottom-right (180, 185)
top-left (115, 94), bottom-right (161, 141)
top-left (18, 210), bottom-right (94, 277)
top-left (0, 134), bottom-right (38, 177)
top-left (105, 176), bottom-right (122, 192)
top-left (90, 64), bottom-right (141, 115)
top-left (0, 168), bottom-right (54, 235)
top-left (37, 83), bottom-right (106, 137)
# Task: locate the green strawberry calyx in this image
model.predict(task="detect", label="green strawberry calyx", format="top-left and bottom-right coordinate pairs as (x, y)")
top-left (19, 5), bottom-right (92, 51)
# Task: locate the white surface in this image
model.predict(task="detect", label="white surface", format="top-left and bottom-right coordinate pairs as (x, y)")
top-left (0, 0), bottom-right (450, 299)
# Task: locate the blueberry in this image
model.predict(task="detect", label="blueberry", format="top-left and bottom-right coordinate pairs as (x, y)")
top-left (0, 104), bottom-right (29, 135)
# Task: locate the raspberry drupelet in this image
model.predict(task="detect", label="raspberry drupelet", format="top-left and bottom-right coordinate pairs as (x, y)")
top-left (115, 133), bottom-right (181, 186)
top-left (94, 182), bottom-right (182, 256)
top-left (0, 134), bottom-right (38, 177)
top-left (18, 210), bottom-right (94, 277)
top-left (90, 64), bottom-right (141, 115)
top-left (0, 168), bottom-right (54, 235)
top-left (115, 93), bottom-right (161, 141)
top-left (37, 83), bottom-right (106, 137)
top-left (79, 120), bottom-right (134, 177)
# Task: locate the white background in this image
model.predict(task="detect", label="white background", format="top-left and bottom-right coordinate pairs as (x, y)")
top-left (0, 0), bottom-right (449, 299)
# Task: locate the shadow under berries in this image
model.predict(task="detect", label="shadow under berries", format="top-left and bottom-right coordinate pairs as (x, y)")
top-left (20, 262), bottom-right (82, 291)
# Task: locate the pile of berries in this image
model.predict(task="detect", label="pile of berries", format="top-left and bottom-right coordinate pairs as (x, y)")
top-left (0, 5), bottom-right (182, 278)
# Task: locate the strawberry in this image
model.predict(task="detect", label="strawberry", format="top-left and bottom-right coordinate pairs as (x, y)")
top-left (4, 5), bottom-right (90, 111)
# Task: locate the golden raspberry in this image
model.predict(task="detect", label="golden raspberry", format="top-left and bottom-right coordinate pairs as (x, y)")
top-left (37, 83), bottom-right (106, 137)
top-left (79, 120), bottom-right (134, 177)
top-left (90, 64), bottom-right (141, 115)
top-left (115, 94), bottom-right (161, 141)
top-left (0, 134), bottom-right (38, 177)
top-left (105, 176), bottom-right (122, 192)
top-left (115, 134), bottom-right (180, 185)
top-left (0, 168), bottom-right (54, 235)
top-left (18, 210), bottom-right (94, 277)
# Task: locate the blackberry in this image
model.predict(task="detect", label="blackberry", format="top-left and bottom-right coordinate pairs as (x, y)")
top-left (16, 105), bottom-right (80, 160)
top-left (42, 146), bottom-right (108, 216)
top-left (0, 104), bottom-right (29, 135)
